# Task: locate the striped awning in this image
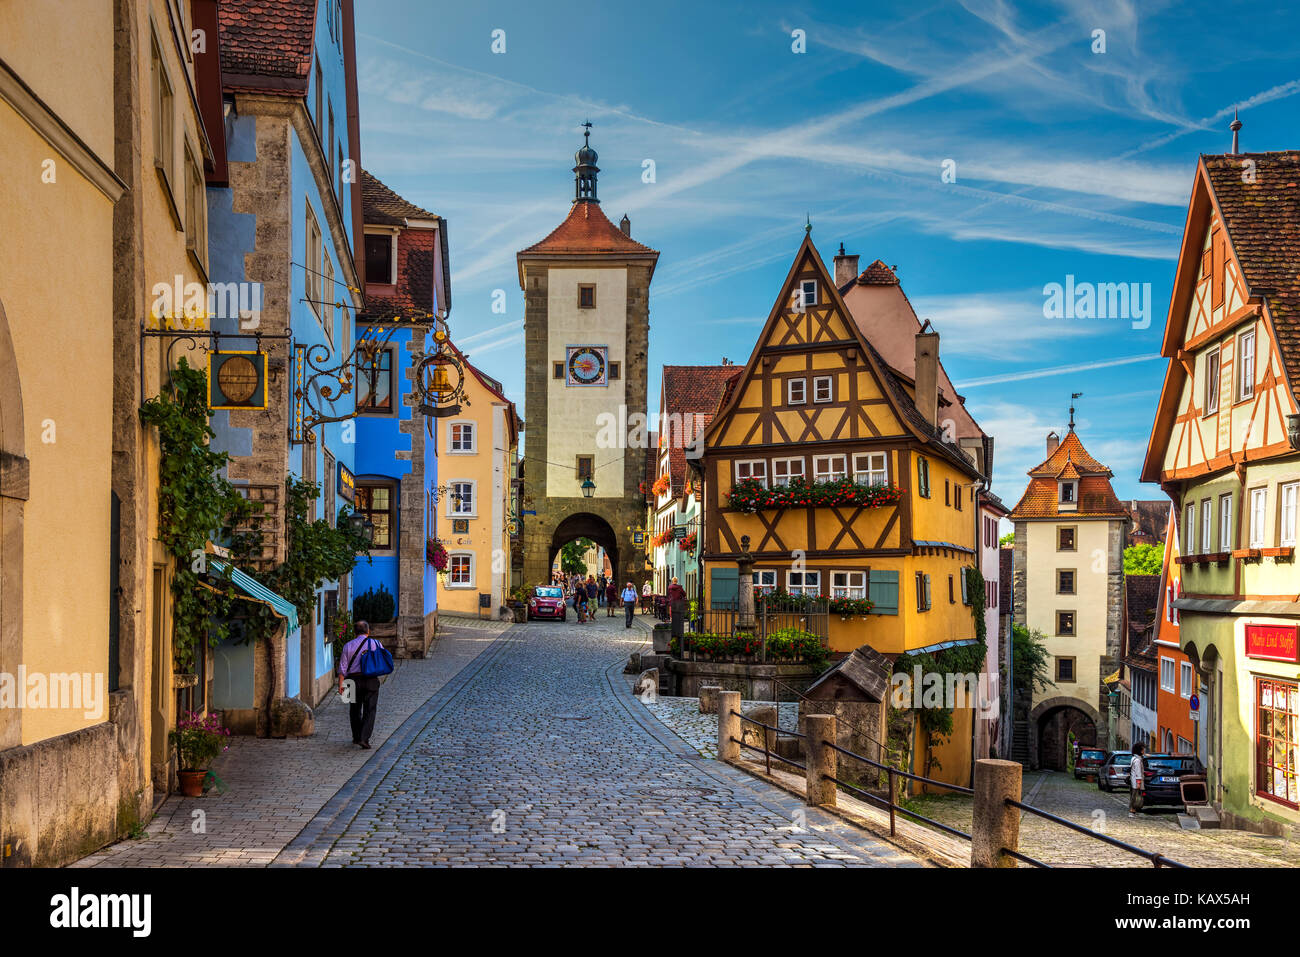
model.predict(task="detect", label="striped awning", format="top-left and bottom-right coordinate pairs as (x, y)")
top-left (208, 559), bottom-right (299, 634)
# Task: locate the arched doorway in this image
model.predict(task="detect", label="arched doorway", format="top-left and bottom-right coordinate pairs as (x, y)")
top-left (0, 295), bottom-right (28, 751)
top-left (1029, 696), bottom-right (1101, 770)
top-left (548, 512), bottom-right (619, 584)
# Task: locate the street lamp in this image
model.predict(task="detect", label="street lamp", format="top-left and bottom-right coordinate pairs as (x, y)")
top-left (347, 511), bottom-right (375, 546)
top-left (581, 478), bottom-right (595, 499)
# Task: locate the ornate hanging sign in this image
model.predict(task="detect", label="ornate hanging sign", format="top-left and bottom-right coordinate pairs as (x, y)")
top-left (208, 350), bottom-right (268, 410)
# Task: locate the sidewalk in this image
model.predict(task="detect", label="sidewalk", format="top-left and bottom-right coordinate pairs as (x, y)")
top-left (72, 621), bottom-right (509, 867)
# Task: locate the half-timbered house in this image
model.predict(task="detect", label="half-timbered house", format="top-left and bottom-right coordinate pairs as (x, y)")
top-left (701, 234), bottom-right (986, 659)
top-left (1141, 147), bottom-right (1300, 830)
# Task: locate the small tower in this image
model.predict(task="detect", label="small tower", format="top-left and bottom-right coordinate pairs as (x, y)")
top-left (574, 120), bottom-right (599, 203)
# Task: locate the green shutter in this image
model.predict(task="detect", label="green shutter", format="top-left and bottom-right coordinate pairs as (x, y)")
top-left (868, 570), bottom-right (899, 615)
top-left (960, 569), bottom-right (970, 605)
top-left (923, 573), bottom-right (932, 610)
top-left (710, 567), bottom-right (739, 609)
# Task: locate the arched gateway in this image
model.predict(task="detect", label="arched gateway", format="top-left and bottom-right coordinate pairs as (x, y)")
top-left (518, 127), bottom-right (659, 588)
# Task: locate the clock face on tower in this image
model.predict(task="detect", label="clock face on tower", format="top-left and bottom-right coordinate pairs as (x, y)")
top-left (565, 345), bottom-right (608, 386)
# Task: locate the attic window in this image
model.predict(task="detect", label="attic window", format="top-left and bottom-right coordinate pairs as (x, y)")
top-left (800, 280), bottom-right (818, 307)
top-left (365, 233), bottom-right (395, 285)
top-left (1059, 481), bottom-right (1077, 504)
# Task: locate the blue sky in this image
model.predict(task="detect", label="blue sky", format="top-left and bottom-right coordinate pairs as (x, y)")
top-left (354, 0), bottom-right (1300, 508)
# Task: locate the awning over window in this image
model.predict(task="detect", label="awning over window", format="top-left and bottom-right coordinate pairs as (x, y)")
top-left (910, 638), bottom-right (978, 655)
top-left (208, 559), bottom-right (299, 634)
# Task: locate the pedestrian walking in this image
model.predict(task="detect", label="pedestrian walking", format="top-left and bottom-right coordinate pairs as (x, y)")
top-left (605, 580), bottom-right (617, 616)
top-left (667, 576), bottom-right (687, 638)
top-left (586, 576), bottom-right (599, 609)
top-left (336, 620), bottom-right (392, 749)
top-left (622, 582), bottom-right (638, 627)
top-left (1129, 742), bottom-right (1146, 816)
top-left (574, 587), bottom-right (588, 623)
top-left (641, 579), bottom-right (652, 614)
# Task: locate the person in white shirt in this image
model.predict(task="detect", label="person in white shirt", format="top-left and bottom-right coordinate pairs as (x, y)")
top-left (1129, 742), bottom-right (1146, 815)
top-left (621, 583), bottom-right (639, 628)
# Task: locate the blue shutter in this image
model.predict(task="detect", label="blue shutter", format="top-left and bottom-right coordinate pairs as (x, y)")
top-left (869, 570), bottom-right (899, 615)
top-left (710, 567), bottom-right (739, 609)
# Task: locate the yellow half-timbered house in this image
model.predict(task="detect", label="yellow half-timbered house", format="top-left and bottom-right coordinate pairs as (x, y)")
top-left (701, 235), bottom-right (986, 659)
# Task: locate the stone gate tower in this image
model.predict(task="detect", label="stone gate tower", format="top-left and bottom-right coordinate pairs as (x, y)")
top-left (518, 127), bottom-right (659, 586)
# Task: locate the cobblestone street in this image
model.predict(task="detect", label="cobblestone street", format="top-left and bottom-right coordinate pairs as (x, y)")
top-left (78, 616), bottom-right (920, 867)
top-left (906, 768), bottom-right (1300, 867)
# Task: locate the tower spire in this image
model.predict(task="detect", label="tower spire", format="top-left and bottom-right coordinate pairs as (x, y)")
top-left (1068, 392), bottom-right (1082, 432)
top-left (573, 120), bottom-right (599, 203)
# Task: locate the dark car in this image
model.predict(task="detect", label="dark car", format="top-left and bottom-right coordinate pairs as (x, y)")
top-left (1097, 751), bottom-right (1133, 791)
top-left (1073, 746), bottom-right (1107, 780)
top-left (1140, 754), bottom-right (1205, 807)
top-left (527, 586), bottom-right (567, 621)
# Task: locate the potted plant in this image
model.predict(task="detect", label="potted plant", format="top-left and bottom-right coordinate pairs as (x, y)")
top-left (507, 585), bottom-right (530, 623)
top-left (169, 710), bottom-right (231, 797)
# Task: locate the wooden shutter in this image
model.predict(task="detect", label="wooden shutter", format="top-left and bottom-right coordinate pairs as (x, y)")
top-left (868, 570), bottom-right (899, 615)
top-left (710, 567), bottom-right (739, 609)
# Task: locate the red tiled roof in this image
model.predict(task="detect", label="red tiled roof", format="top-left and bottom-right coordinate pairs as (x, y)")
top-left (362, 169), bottom-right (438, 225)
top-left (519, 202), bottom-right (658, 257)
top-left (1202, 151), bottom-right (1300, 392)
top-left (857, 259), bottom-right (899, 285)
top-left (1126, 500), bottom-right (1169, 544)
top-left (1028, 430), bottom-right (1111, 477)
top-left (1124, 574), bottom-right (1161, 666)
top-left (219, 0), bottom-right (318, 89)
top-left (661, 365), bottom-right (738, 495)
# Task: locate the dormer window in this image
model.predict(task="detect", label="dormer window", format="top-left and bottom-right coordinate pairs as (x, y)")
top-left (365, 232), bottom-right (396, 285)
top-left (1059, 481), bottom-right (1077, 505)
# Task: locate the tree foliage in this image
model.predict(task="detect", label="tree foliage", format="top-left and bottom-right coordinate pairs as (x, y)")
top-left (1011, 623), bottom-right (1055, 699)
top-left (998, 532), bottom-right (1015, 546)
top-left (1124, 542), bottom-right (1164, 575)
top-left (560, 537), bottom-right (594, 575)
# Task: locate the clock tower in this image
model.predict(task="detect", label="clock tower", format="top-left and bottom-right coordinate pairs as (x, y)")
top-left (518, 127), bottom-right (659, 586)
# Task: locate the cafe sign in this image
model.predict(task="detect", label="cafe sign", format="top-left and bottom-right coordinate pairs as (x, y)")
top-left (337, 462), bottom-right (356, 505)
top-left (1245, 623), bottom-right (1299, 663)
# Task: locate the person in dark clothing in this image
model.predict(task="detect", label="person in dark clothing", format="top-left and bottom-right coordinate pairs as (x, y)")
top-left (605, 580), bottom-right (618, 616)
top-left (337, 620), bottom-right (381, 749)
top-left (585, 577), bottom-right (599, 607)
top-left (667, 576), bottom-right (688, 639)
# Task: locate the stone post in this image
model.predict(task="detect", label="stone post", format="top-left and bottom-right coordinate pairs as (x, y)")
top-left (803, 713), bottom-right (837, 807)
top-left (718, 690), bottom-right (742, 762)
top-left (736, 534), bottom-right (755, 633)
top-left (971, 758), bottom-right (1022, 868)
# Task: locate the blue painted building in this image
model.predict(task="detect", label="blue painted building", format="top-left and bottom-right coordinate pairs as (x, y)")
top-left (350, 170), bottom-right (449, 656)
top-left (202, 0), bottom-right (366, 731)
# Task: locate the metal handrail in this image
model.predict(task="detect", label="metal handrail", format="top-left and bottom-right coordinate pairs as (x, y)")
top-left (1000, 846), bottom-right (1049, 868)
top-left (1005, 798), bottom-right (1188, 868)
top-left (772, 676), bottom-right (901, 762)
top-left (821, 739), bottom-right (974, 795)
top-left (731, 709), bottom-right (805, 738)
top-left (730, 711), bottom-right (804, 774)
top-left (821, 771), bottom-right (972, 841)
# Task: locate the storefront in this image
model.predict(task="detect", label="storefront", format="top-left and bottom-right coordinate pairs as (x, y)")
top-left (1241, 622), bottom-right (1299, 815)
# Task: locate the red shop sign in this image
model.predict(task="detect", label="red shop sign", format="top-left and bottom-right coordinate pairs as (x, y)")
top-left (1245, 624), bottom-right (1300, 663)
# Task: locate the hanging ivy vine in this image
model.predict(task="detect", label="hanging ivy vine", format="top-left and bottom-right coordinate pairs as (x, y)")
top-left (141, 359), bottom-right (370, 670)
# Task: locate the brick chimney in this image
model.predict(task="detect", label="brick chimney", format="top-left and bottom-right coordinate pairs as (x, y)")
top-left (833, 243), bottom-right (859, 289)
top-left (1047, 431), bottom-right (1060, 456)
top-left (915, 322), bottom-right (940, 429)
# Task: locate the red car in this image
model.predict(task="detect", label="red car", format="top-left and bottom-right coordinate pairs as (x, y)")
top-left (527, 586), bottom-right (567, 621)
top-left (1073, 746), bottom-right (1107, 780)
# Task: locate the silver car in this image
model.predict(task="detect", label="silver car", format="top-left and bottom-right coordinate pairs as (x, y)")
top-left (1097, 751), bottom-right (1133, 792)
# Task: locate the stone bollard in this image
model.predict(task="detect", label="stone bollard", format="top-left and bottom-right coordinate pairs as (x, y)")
top-left (802, 714), bottom-right (837, 807)
top-left (971, 758), bottom-right (1023, 868)
top-left (698, 685), bottom-right (722, 715)
top-left (717, 691), bottom-right (742, 762)
top-left (742, 704), bottom-right (778, 752)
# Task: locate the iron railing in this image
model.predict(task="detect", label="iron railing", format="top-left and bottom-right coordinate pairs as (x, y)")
top-left (1003, 798), bottom-right (1187, 868)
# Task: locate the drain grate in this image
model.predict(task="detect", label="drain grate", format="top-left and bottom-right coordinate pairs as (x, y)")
top-left (552, 714), bottom-right (590, 721)
top-left (638, 785), bottom-right (717, 798)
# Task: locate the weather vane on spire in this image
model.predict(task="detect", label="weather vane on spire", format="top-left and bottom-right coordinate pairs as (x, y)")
top-left (1068, 392), bottom-right (1082, 432)
top-left (805, 212), bottom-right (811, 235)
top-left (582, 118), bottom-right (593, 142)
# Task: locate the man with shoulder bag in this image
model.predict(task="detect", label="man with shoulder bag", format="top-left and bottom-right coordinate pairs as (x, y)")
top-left (337, 620), bottom-right (393, 749)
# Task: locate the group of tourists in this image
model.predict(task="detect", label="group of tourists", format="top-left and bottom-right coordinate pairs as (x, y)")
top-left (548, 571), bottom-right (655, 627)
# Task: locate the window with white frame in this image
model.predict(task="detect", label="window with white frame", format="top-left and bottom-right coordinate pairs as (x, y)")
top-left (772, 457), bottom-right (804, 487)
top-left (752, 570), bottom-right (777, 595)
top-left (1160, 657), bottom-right (1176, 693)
top-left (1205, 348), bottom-right (1221, 414)
top-left (448, 480), bottom-right (475, 516)
top-left (813, 376), bottom-right (833, 403)
top-left (1250, 487), bottom-right (1268, 547)
top-left (449, 421), bottom-right (476, 453)
top-left (735, 460), bottom-right (767, 487)
top-left (853, 452), bottom-right (888, 486)
top-left (321, 252), bottom-right (335, 343)
top-left (1179, 661), bottom-right (1194, 699)
top-left (787, 378), bottom-right (807, 405)
top-left (1238, 328), bottom-right (1256, 400)
top-left (1201, 499), bottom-right (1212, 553)
top-left (1219, 494), bottom-right (1233, 553)
top-left (1184, 502), bottom-right (1196, 554)
top-left (447, 553), bottom-right (474, 587)
top-left (814, 454), bottom-right (847, 482)
top-left (1059, 480), bottom-right (1077, 504)
top-left (1282, 483), bottom-right (1298, 547)
top-left (831, 571), bottom-right (866, 599)
top-left (787, 570), bottom-right (821, 596)
top-left (800, 279), bottom-right (818, 307)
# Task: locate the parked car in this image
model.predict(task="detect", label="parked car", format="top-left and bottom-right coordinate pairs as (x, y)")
top-left (1073, 746), bottom-right (1107, 780)
top-left (1097, 751), bottom-right (1133, 791)
top-left (1140, 754), bottom-right (1205, 807)
top-left (527, 586), bottom-right (567, 621)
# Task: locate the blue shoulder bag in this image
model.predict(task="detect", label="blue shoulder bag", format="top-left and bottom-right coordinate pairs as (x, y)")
top-left (352, 637), bottom-right (394, 678)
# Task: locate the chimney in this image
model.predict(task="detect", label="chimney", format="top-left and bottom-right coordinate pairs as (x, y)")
top-left (833, 242), bottom-right (860, 289)
top-left (619, 214), bottom-right (631, 236)
top-left (1047, 431), bottom-right (1060, 456)
top-left (1229, 111), bottom-right (1242, 154)
top-left (915, 321), bottom-right (940, 429)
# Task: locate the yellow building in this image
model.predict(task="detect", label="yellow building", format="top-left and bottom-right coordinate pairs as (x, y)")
top-left (700, 235), bottom-right (987, 788)
top-left (435, 348), bottom-right (521, 618)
